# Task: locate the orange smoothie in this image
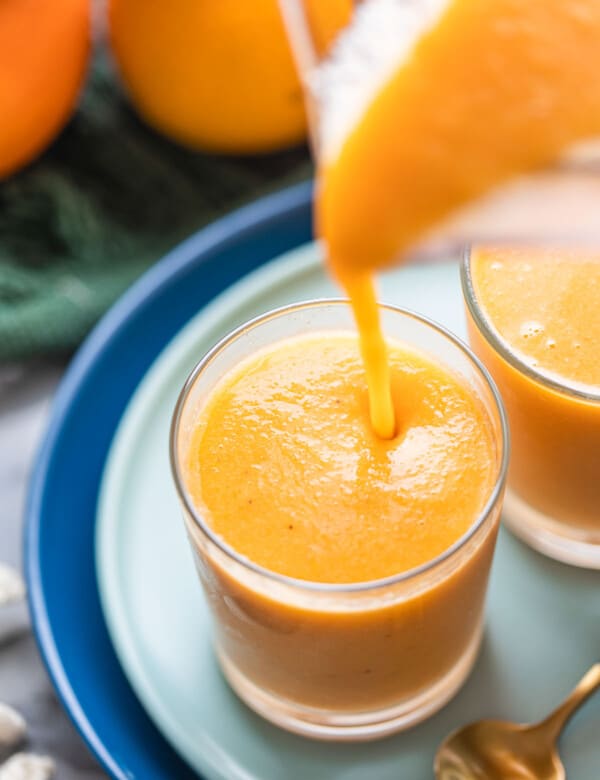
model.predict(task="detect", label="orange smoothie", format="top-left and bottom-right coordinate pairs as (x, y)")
top-left (465, 248), bottom-right (600, 561)
top-left (174, 307), bottom-right (507, 737)
top-left (187, 334), bottom-right (495, 582)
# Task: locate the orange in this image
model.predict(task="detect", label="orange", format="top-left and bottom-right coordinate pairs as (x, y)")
top-left (108, 0), bottom-right (351, 155)
top-left (0, 0), bottom-right (89, 178)
top-left (319, 0), bottom-right (600, 274)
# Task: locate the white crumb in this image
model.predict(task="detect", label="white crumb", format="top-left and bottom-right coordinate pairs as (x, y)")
top-left (0, 754), bottom-right (55, 780)
top-left (0, 565), bottom-right (25, 607)
top-left (311, 0), bottom-right (450, 161)
top-left (0, 704), bottom-right (26, 750)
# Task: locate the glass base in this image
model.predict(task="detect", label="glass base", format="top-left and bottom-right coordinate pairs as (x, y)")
top-left (216, 627), bottom-right (482, 742)
top-left (503, 490), bottom-right (600, 569)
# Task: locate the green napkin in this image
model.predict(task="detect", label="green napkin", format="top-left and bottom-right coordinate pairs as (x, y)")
top-left (0, 54), bottom-right (311, 362)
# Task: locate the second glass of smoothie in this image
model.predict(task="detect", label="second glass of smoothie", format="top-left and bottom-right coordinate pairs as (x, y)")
top-left (463, 249), bottom-right (600, 569)
top-left (171, 300), bottom-right (508, 740)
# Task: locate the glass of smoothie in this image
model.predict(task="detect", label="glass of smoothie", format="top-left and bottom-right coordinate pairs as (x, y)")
top-left (463, 248), bottom-right (600, 569)
top-left (170, 300), bottom-right (508, 740)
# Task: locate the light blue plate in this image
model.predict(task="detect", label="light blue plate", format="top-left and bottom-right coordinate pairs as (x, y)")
top-left (96, 246), bottom-right (599, 780)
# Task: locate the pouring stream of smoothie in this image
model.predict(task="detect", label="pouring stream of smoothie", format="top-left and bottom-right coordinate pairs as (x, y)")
top-left (341, 273), bottom-right (396, 439)
top-left (313, 0), bottom-right (600, 439)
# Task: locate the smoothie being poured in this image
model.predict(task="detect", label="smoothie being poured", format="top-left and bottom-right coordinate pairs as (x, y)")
top-left (312, 0), bottom-right (600, 438)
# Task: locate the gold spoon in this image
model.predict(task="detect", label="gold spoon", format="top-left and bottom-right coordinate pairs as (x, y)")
top-left (435, 663), bottom-right (600, 780)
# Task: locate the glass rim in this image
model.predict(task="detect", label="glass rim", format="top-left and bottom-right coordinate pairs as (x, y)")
top-left (170, 298), bottom-right (510, 594)
top-left (462, 249), bottom-right (600, 404)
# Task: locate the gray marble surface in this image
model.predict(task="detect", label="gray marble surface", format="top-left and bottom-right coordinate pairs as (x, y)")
top-left (0, 364), bottom-right (106, 778)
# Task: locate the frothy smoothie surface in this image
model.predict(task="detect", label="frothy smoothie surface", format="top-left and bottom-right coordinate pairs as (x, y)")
top-left (471, 248), bottom-right (600, 391)
top-left (185, 334), bottom-right (496, 584)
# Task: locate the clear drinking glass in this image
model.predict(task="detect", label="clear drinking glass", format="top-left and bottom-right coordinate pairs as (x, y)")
top-left (171, 301), bottom-right (509, 740)
top-left (463, 256), bottom-right (600, 569)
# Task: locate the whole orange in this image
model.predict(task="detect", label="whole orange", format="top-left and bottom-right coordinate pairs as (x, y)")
top-left (108, 0), bottom-right (351, 154)
top-left (0, 0), bottom-right (89, 178)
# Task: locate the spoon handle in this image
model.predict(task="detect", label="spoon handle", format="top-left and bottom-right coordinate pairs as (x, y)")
top-left (536, 663), bottom-right (600, 742)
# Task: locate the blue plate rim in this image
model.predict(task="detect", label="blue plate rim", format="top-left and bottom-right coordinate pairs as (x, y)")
top-left (24, 180), bottom-right (314, 778)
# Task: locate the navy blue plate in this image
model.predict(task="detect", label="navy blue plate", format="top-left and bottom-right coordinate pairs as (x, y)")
top-left (25, 182), bottom-right (313, 779)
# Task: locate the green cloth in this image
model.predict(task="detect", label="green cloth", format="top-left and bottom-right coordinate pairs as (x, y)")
top-left (0, 54), bottom-right (311, 362)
